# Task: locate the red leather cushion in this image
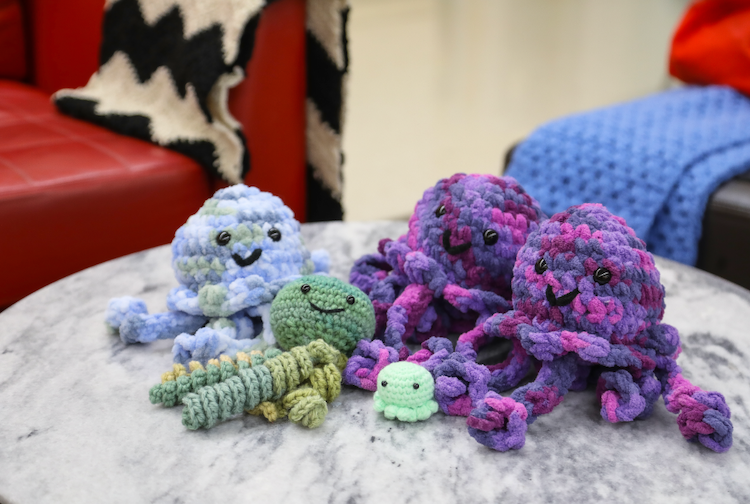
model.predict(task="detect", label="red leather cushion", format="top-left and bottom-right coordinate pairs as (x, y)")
top-left (670, 0), bottom-right (750, 96)
top-left (0, 80), bottom-right (213, 308)
top-left (23, 0), bottom-right (307, 220)
top-left (0, 0), bottom-right (26, 80)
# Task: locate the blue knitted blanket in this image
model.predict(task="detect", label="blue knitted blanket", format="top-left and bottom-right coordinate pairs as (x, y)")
top-left (506, 85), bottom-right (750, 265)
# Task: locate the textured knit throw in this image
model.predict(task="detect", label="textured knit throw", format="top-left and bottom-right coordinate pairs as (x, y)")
top-left (506, 85), bottom-right (750, 265)
top-left (52, 0), bottom-right (350, 219)
top-left (54, 0), bottom-right (264, 183)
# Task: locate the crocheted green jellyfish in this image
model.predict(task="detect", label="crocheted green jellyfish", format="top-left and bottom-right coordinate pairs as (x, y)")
top-left (373, 362), bottom-right (439, 422)
top-left (270, 276), bottom-right (375, 355)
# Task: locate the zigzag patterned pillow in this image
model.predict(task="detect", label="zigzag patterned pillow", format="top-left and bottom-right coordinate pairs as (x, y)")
top-left (54, 0), bottom-right (264, 184)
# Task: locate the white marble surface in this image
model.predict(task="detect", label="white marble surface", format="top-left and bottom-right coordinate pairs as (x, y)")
top-left (1, 220), bottom-right (749, 504)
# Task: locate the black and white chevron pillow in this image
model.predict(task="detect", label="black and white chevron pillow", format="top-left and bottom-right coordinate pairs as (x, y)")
top-left (54, 0), bottom-right (264, 184)
top-left (305, 0), bottom-right (349, 221)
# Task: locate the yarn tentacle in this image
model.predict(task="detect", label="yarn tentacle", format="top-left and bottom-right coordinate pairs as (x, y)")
top-left (658, 357), bottom-right (733, 453)
top-left (468, 353), bottom-right (579, 451)
top-left (179, 341), bottom-right (345, 430)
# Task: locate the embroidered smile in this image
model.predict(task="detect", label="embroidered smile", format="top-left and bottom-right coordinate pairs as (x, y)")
top-left (233, 249), bottom-right (262, 267)
top-left (546, 285), bottom-right (580, 307)
top-left (443, 229), bottom-right (472, 255)
top-left (309, 301), bottom-right (345, 314)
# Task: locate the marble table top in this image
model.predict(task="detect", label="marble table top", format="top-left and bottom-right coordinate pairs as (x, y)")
top-left (1, 220), bottom-right (749, 504)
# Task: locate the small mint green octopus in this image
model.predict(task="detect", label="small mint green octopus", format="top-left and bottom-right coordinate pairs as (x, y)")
top-left (374, 362), bottom-right (438, 422)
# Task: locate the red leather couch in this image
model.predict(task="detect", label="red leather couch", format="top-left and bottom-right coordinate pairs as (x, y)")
top-left (0, 0), bottom-right (307, 309)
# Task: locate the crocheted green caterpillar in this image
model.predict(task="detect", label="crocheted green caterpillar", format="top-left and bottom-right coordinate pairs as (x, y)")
top-left (178, 340), bottom-right (347, 429)
top-left (270, 275), bottom-right (376, 355)
top-left (149, 348), bottom-right (282, 407)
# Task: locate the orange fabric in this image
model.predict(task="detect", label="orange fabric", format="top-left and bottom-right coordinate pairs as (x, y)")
top-left (0, 0), bottom-right (26, 79)
top-left (670, 0), bottom-right (750, 96)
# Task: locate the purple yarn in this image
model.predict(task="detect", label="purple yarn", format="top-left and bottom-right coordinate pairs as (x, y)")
top-left (467, 203), bottom-right (733, 452)
top-left (405, 337), bottom-right (491, 416)
top-left (467, 392), bottom-right (529, 451)
top-left (342, 339), bottom-right (401, 391)
top-left (347, 174), bottom-right (545, 390)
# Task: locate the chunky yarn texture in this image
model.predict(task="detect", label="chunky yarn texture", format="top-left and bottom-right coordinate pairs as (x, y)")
top-left (345, 173), bottom-right (545, 390)
top-left (464, 203), bottom-right (733, 452)
top-left (506, 85), bottom-right (750, 265)
top-left (149, 349), bottom-right (281, 407)
top-left (406, 337), bottom-right (490, 417)
top-left (270, 275), bottom-right (375, 355)
top-left (373, 362), bottom-right (439, 422)
top-left (152, 340), bottom-right (346, 430)
top-left (105, 184), bottom-right (329, 364)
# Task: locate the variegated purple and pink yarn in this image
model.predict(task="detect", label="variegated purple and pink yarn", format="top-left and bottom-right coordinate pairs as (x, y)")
top-left (465, 203), bottom-right (733, 453)
top-left (344, 173), bottom-right (545, 393)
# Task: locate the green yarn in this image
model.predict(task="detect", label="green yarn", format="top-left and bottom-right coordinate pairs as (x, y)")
top-left (150, 350), bottom-right (270, 407)
top-left (180, 340), bottom-right (346, 430)
top-left (373, 362), bottom-right (439, 422)
top-left (270, 275), bottom-right (375, 355)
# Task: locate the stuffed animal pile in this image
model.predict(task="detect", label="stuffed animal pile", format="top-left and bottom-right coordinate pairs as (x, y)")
top-left (108, 179), bottom-right (733, 452)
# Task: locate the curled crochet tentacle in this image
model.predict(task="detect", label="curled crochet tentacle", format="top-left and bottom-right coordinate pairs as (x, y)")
top-left (596, 369), bottom-right (661, 423)
top-left (342, 339), bottom-right (401, 391)
top-left (303, 338), bottom-right (347, 368)
top-left (150, 352), bottom-right (273, 407)
top-left (468, 353), bottom-right (579, 451)
top-left (383, 283), bottom-right (435, 349)
top-left (180, 341), bottom-right (344, 430)
top-left (405, 337), bottom-right (490, 416)
top-left (658, 357), bottom-right (733, 453)
top-left (486, 339), bottom-right (535, 393)
top-left (457, 311), bottom-right (535, 393)
top-left (433, 357), bottom-right (490, 416)
top-left (105, 296), bottom-right (147, 332)
top-left (466, 393), bottom-right (529, 451)
top-left (247, 361), bottom-right (342, 427)
top-left (349, 252), bottom-right (393, 296)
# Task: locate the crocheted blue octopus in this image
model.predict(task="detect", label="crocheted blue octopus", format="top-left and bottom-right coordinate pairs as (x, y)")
top-left (106, 185), bottom-right (329, 364)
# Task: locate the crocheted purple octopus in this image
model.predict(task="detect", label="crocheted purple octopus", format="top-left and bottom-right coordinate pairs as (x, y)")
top-left (345, 173), bottom-right (545, 392)
top-left (465, 203), bottom-right (733, 452)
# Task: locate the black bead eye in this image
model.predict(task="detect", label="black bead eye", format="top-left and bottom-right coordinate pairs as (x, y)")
top-left (381, 380), bottom-right (388, 387)
top-left (346, 295), bottom-right (355, 305)
top-left (535, 258), bottom-right (548, 274)
top-left (301, 284), bottom-right (311, 294)
top-left (413, 383), bottom-right (420, 390)
top-left (435, 205), bottom-right (446, 218)
top-left (593, 267), bottom-right (612, 285)
top-left (216, 231), bottom-right (231, 246)
top-left (483, 229), bottom-right (499, 245)
top-left (268, 228), bottom-right (281, 241)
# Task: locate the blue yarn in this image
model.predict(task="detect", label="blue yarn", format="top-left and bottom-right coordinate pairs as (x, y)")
top-left (105, 296), bottom-right (147, 331)
top-left (121, 311), bottom-right (207, 344)
top-left (106, 184), bottom-right (330, 362)
top-left (506, 85), bottom-right (750, 265)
